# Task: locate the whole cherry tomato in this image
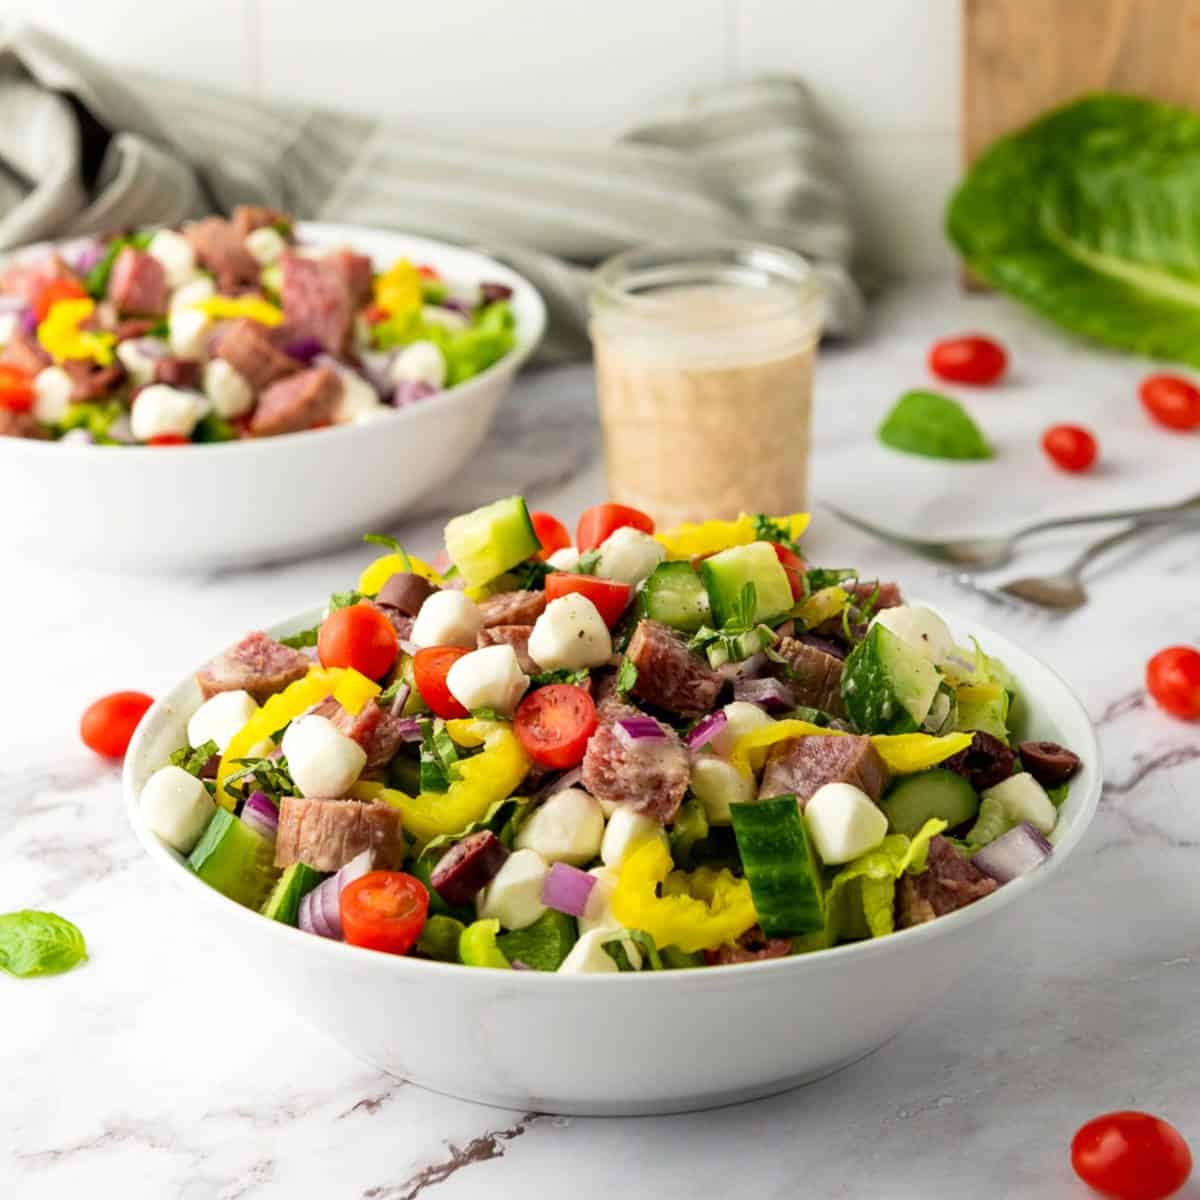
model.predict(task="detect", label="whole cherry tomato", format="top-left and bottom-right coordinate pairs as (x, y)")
top-left (1139, 374), bottom-right (1200, 432)
top-left (318, 603), bottom-right (399, 680)
top-left (147, 434), bottom-right (189, 446)
top-left (530, 511), bottom-right (571, 560)
top-left (1146, 646), bottom-right (1200, 720)
top-left (928, 334), bottom-right (1007, 385)
top-left (80, 691), bottom-right (154, 759)
top-left (1071, 1111), bottom-right (1192, 1200)
top-left (1042, 424), bottom-right (1098, 473)
top-left (0, 364), bottom-right (35, 413)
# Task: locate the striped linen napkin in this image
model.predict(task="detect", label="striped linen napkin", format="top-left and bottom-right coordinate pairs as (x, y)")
top-left (0, 23), bottom-right (864, 360)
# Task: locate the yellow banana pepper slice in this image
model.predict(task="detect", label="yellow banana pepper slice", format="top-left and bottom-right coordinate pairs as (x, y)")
top-left (374, 259), bottom-right (422, 317)
top-left (37, 298), bottom-right (116, 365)
top-left (358, 553), bottom-right (443, 597)
top-left (191, 295), bottom-right (283, 326)
top-left (795, 585), bottom-right (849, 629)
top-left (955, 682), bottom-right (1004, 704)
top-left (655, 512), bottom-right (810, 561)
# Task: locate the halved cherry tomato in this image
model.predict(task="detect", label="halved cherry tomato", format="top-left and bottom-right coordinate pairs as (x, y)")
top-left (31, 277), bottom-right (88, 322)
top-left (0, 364), bottom-right (35, 413)
top-left (544, 572), bottom-right (631, 627)
top-left (1139, 374), bottom-right (1200, 432)
top-left (514, 684), bottom-right (598, 769)
top-left (363, 303), bottom-right (389, 324)
top-left (1071, 1111), bottom-right (1191, 1200)
top-left (1042, 424), bottom-right (1098, 473)
top-left (1146, 646), bottom-right (1200, 720)
top-left (928, 334), bottom-right (1007, 385)
top-left (576, 503), bottom-right (654, 552)
top-left (147, 434), bottom-right (188, 446)
top-left (530, 511), bottom-right (571, 560)
top-left (318, 602), bottom-right (399, 680)
top-left (412, 646), bottom-right (472, 718)
top-left (771, 543), bottom-right (807, 601)
top-left (416, 264), bottom-right (441, 280)
top-left (80, 690), bottom-right (154, 759)
top-left (340, 871), bottom-right (429, 955)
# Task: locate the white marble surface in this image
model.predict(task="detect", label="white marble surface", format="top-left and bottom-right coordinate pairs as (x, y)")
top-left (3, 279), bottom-right (1199, 1199)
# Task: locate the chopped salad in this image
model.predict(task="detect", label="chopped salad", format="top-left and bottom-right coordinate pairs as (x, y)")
top-left (140, 497), bottom-right (1083, 972)
top-left (0, 206), bottom-right (517, 444)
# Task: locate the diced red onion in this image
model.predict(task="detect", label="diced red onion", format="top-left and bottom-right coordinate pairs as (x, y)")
top-left (241, 790), bottom-right (279, 842)
top-left (70, 240), bottom-right (107, 275)
top-left (388, 683), bottom-right (412, 717)
top-left (440, 298), bottom-right (471, 316)
top-left (686, 710), bottom-right (727, 752)
top-left (479, 282), bottom-right (513, 304)
top-left (541, 863), bottom-right (596, 918)
top-left (392, 379), bottom-right (437, 408)
top-left (286, 337), bottom-right (324, 363)
top-left (18, 308), bottom-right (38, 335)
top-left (733, 677), bottom-right (795, 713)
top-left (393, 716), bottom-right (423, 743)
top-left (534, 766), bottom-right (583, 801)
top-left (614, 716), bottom-right (667, 749)
top-left (297, 849), bottom-right (376, 940)
top-left (971, 822), bottom-right (1053, 884)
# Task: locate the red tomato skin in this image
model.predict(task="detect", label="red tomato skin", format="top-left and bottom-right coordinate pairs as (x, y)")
top-left (1042, 424), bottom-right (1098, 473)
top-left (771, 543), bottom-right (807, 601)
top-left (80, 690), bottom-right (154, 759)
top-left (147, 434), bottom-right (188, 446)
top-left (1071, 1111), bottom-right (1192, 1200)
top-left (340, 871), bottom-right (429, 955)
top-left (514, 684), bottom-right (598, 769)
top-left (318, 603), bottom-right (399, 680)
top-left (1139, 375), bottom-right (1200, 432)
top-left (1146, 646), bottom-right (1200, 720)
top-left (530, 511), bottom-right (571, 560)
top-left (412, 646), bottom-right (471, 719)
top-left (0, 365), bottom-right (35, 413)
top-left (32, 277), bottom-right (87, 322)
top-left (575, 503), bottom-right (655, 552)
top-left (928, 335), bottom-right (1007, 385)
top-left (543, 572), bottom-right (631, 627)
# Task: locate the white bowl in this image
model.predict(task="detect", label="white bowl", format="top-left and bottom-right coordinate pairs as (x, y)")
top-left (0, 225), bottom-right (545, 572)
top-left (123, 604), bottom-right (1100, 1116)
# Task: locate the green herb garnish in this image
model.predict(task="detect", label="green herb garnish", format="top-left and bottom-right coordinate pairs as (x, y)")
top-left (574, 549), bottom-right (601, 576)
top-left (364, 534), bottom-right (412, 572)
top-left (280, 626), bottom-right (319, 650)
top-left (878, 391), bottom-right (992, 461)
top-left (529, 668), bottom-right (590, 688)
top-left (169, 740), bottom-right (219, 777)
top-left (0, 911), bottom-right (87, 978)
top-left (224, 755), bottom-right (295, 799)
top-left (419, 719), bottom-right (460, 793)
top-left (615, 658), bottom-right (638, 694)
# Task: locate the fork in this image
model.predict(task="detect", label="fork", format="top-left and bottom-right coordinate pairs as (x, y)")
top-left (822, 493), bottom-right (1200, 571)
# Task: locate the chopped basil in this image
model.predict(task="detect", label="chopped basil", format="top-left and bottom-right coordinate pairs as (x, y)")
top-left (615, 658), bottom-right (638, 694)
top-left (507, 557), bottom-right (551, 591)
top-left (328, 589), bottom-right (364, 612)
top-left (0, 910), bottom-right (87, 978)
top-left (279, 626), bottom-right (319, 650)
top-left (529, 668), bottom-right (590, 688)
top-left (224, 755), bottom-right (295, 799)
top-left (169, 740), bottom-right (219, 777)
top-left (363, 533), bottom-right (412, 571)
top-left (573, 549), bottom-right (601, 576)
top-left (803, 567), bottom-right (857, 596)
top-left (419, 718), bottom-right (459, 793)
top-left (751, 514), bottom-right (800, 552)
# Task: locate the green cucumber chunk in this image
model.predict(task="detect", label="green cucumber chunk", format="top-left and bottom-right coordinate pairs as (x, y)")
top-left (639, 561), bottom-right (712, 633)
top-left (444, 496), bottom-right (540, 587)
top-left (188, 809), bottom-right (279, 910)
top-left (841, 622), bottom-right (942, 734)
top-left (496, 909), bottom-right (577, 971)
top-left (699, 542), bottom-right (794, 626)
top-left (879, 769), bottom-right (979, 837)
top-left (260, 862), bottom-right (325, 925)
top-left (459, 918), bottom-right (511, 968)
top-left (416, 915), bottom-right (466, 962)
top-left (729, 796), bottom-right (824, 937)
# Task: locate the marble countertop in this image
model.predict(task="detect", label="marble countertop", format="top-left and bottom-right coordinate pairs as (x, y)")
top-left (4, 279), bottom-right (1198, 1199)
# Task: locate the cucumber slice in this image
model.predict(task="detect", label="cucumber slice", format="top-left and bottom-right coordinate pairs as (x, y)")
top-left (730, 796), bottom-right (824, 937)
top-left (261, 862), bottom-right (325, 925)
top-left (699, 542), bottom-right (794, 627)
top-left (443, 496), bottom-right (540, 587)
top-left (639, 561), bottom-right (711, 632)
top-left (497, 909), bottom-right (577, 971)
top-left (188, 809), bottom-right (279, 910)
top-left (841, 623), bottom-right (942, 734)
top-left (879, 768), bottom-right (979, 837)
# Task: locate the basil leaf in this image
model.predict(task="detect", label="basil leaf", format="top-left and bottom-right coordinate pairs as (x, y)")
top-left (225, 755), bottom-right (295, 799)
top-left (0, 910), bottom-right (87, 978)
top-left (169, 740), bottom-right (219, 777)
top-left (529, 668), bottom-right (589, 688)
top-left (751, 514), bottom-right (799, 551)
top-left (878, 391), bottom-right (992, 461)
top-left (419, 719), bottom-right (459, 793)
top-left (507, 557), bottom-right (551, 591)
top-left (279, 626), bottom-right (319, 650)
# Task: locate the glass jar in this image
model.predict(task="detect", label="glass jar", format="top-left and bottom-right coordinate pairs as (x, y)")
top-left (589, 242), bottom-right (823, 527)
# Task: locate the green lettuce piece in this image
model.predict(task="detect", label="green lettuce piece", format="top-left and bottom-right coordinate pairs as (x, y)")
top-left (416, 914), bottom-right (465, 962)
top-left (878, 391), bottom-right (991, 461)
top-left (496, 909), bottom-right (576, 971)
top-left (949, 93), bottom-right (1200, 367)
top-left (823, 819), bottom-right (947, 943)
top-left (0, 910), bottom-right (87, 978)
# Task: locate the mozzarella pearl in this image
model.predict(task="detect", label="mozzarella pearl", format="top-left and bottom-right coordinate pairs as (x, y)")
top-left (141, 765), bottom-right (216, 854)
top-left (446, 644), bottom-right (529, 717)
top-left (245, 226), bottom-right (286, 266)
top-left (689, 755), bottom-right (755, 825)
top-left (593, 527), bottom-right (665, 588)
top-left (0, 312), bottom-right (17, 346)
top-left (515, 787), bottom-right (604, 866)
top-left (804, 782), bottom-right (888, 865)
top-left (116, 339), bottom-right (165, 388)
top-left (557, 928), bottom-right (621, 975)
top-left (203, 358), bottom-right (254, 419)
top-left (981, 772), bottom-right (1056, 835)
top-left (332, 369), bottom-right (382, 425)
top-left (32, 366), bottom-right (73, 425)
top-left (390, 340), bottom-right (446, 389)
top-left (546, 546), bottom-right (580, 572)
top-left (168, 306), bottom-right (211, 359)
top-left (169, 276), bottom-right (215, 312)
top-left (187, 690), bottom-right (260, 754)
top-left (576, 866), bottom-right (620, 937)
top-left (600, 806), bottom-right (667, 869)
top-left (872, 605), bottom-right (955, 669)
top-left (410, 589), bottom-right (484, 650)
top-left (709, 701), bottom-right (776, 757)
top-left (130, 384), bottom-right (207, 442)
top-left (528, 594), bottom-right (613, 672)
top-left (147, 229), bottom-right (198, 289)
top-left (475, 848), bottom-right (549, 931)
top-left (281, 715), bottom-right (367, 798)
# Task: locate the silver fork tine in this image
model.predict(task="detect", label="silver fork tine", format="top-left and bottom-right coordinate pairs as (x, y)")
top-left (820, 502), bottom-right (959, 564)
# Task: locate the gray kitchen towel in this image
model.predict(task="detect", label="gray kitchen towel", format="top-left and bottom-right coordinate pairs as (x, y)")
top-left (0, 23), bottom-right (864, 361)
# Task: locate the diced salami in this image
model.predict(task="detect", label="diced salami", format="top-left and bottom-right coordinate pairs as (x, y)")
top-left (0, 332), bottom-right (50, 376)
top-left (581, 700), bottom-right (689, 823)
top-left (773, 636), bottom-right (846, 717)
top-left (704, 925), bottom-right (792, 966)
top-left (375, 572), bottom-right (437, 617)
top-left (758, 734), bottom-right (888, 808)
top-left (1, 252), bottom-right (76, 306)
top-left (215, 318), bottom-right (302, 391)
top-left (325, 248), bottom-right (374, 307)
top-left (107, 247), bottom-right (168, 316)
top-left (430, 830), bottom-right (509, 906)
top-left (280, 253), bottom-right (353, 354)
top-left (153, 357), bottom-right (201, 389)
top-left (115, 318), bottom-right (157, 342)
top-left (895, 836), bottom-right (998, 929)
top-left (0, 409), bottom-right (48, 439)
top-left (478, 590), bottom-right (548, 628)
top-left (63, 358), bottom-right (126, 403)
top-left (250, 366), bottom-right (341, 436)
top-left (232, 204), bottom-right (290, 240)
top-left (478, 624), bottom-right (538, 675)
top-left (274, 797), bottom-right (404, 871)
top-left (625, 620), bottom-right (723, 718)
top-left (184, 217), bottom-right (261, 293)
top-left (195, 630), bottom-right (311, 703)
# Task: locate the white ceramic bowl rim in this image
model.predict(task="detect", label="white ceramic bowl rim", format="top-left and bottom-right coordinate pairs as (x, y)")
top-left (0, 223), bottom-right (547, 459)
top-left (124, 601), bottom-right (1102, 987)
